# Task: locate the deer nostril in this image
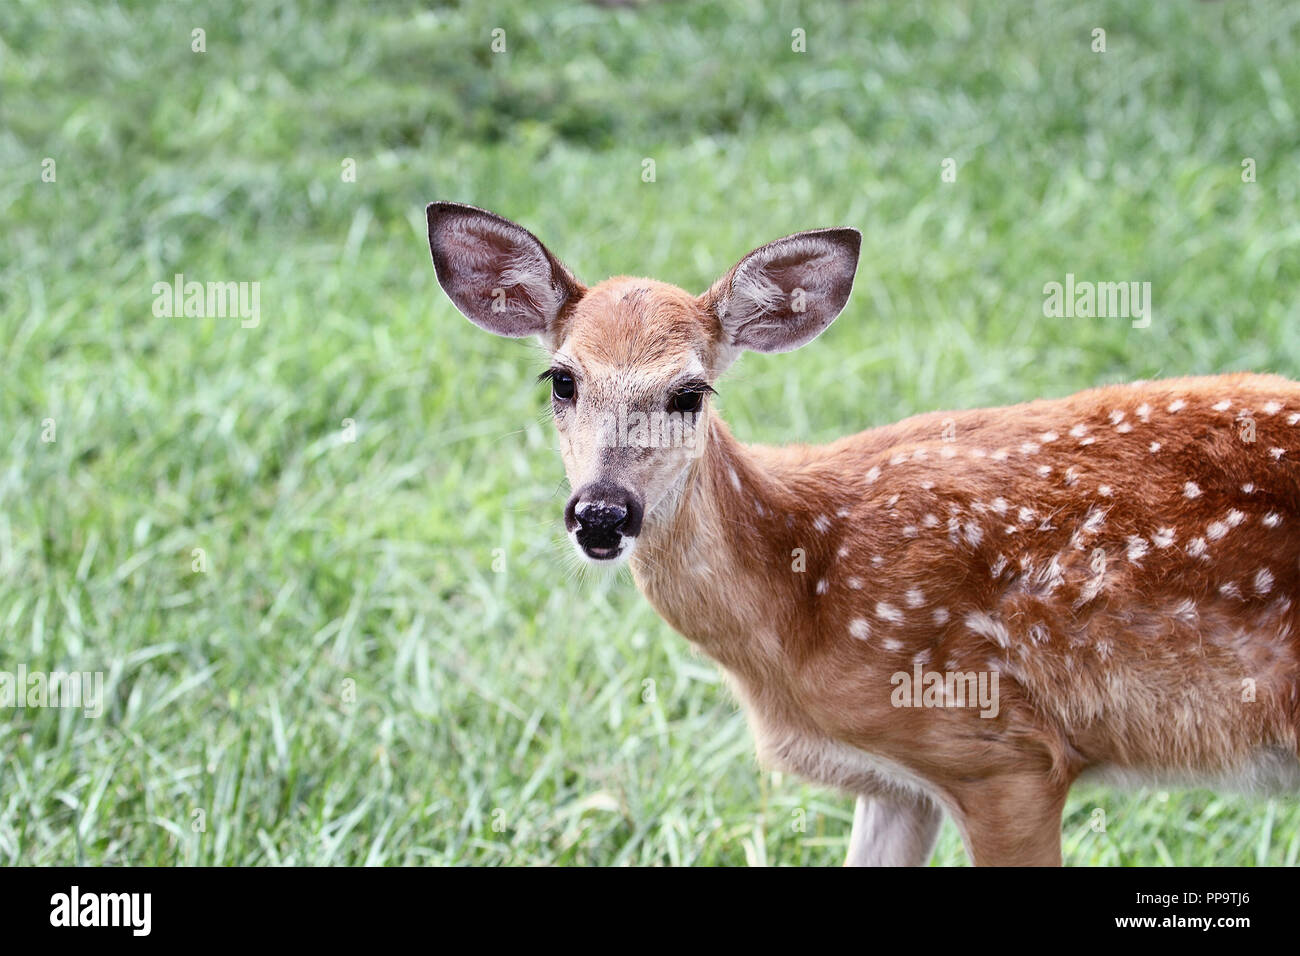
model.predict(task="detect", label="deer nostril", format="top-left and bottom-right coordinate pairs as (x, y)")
top-left (575, 501), bottom-right (628, 532)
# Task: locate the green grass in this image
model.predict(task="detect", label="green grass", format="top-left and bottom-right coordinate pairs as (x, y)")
top-left (2, 0), bottom-right (1299, 865)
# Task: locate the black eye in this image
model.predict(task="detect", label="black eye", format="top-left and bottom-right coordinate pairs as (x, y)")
top-left (551, 372), bottom-right (575, 401)
top-left (671, 390), bottom-right (703, 414)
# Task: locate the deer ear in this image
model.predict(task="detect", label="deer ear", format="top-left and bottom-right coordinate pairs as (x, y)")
top-left (702, 228), bottom-right (861, 354)
top-left (426, 202), bottom-right (584, 339)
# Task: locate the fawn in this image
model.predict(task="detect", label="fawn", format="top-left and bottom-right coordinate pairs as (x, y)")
top-left (427, 201), bottom-right (1300, 866)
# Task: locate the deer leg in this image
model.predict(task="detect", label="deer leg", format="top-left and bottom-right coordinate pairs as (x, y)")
top-left (951, 773), bottom-right (1069, 866)
top-left (844, 792), bottom-right (944, 867)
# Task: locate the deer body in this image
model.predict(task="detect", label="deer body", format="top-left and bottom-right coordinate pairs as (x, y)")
top-left (427, 201), bottom-right (1300, 865)
top-left (634, 376), bottom-right (1300, 864)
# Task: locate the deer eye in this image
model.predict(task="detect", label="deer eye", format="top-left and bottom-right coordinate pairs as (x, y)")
top-left (671, 391), bottom-right (702, 414)
top-left (671, 383), bottom-right (713, 414)
top-left (551, 372), bottom-right (575, 401)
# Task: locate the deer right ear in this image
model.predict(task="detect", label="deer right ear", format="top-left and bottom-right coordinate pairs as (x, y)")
top-left (426, 202), bottom-right (584, 339)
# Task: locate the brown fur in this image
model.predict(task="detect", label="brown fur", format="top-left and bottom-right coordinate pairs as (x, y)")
top-left (627, 370), bottom-right (1300, 865)
top-left (428, 203), bottom-right (1300, 865)
top-left (559, 276), bottom-right (1300, 864)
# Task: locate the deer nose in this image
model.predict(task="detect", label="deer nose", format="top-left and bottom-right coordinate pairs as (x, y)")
top-left (577, 500), bottom-right (627, 532)
top-left (565, 482), bottom-right (644, 542)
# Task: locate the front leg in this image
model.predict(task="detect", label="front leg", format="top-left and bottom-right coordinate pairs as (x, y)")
top-left (844, 793), bottom-right (944, 866)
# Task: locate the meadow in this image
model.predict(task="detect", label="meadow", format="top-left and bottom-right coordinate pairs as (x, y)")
top-left (2, 0), bottom-right (1299, 864)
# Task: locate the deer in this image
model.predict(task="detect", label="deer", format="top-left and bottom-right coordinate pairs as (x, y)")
top-left (426, 200), bottom-right (1300, 866)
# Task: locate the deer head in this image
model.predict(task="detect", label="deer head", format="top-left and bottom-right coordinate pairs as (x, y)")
top-left (427, 201), bottom-right (860, 562)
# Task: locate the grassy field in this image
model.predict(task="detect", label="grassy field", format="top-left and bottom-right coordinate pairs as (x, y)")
top-left (2, 0), bottom-right (1299, 865)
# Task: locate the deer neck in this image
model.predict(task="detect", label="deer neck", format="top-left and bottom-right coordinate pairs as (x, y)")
top-left (629, 412), bottom-right (811, 678)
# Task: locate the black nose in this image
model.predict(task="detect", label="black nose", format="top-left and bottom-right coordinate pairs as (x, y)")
top-left (565, 481), bottom-right (644, 553)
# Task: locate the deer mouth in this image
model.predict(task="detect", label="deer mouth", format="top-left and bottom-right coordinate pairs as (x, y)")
top-left (574, 528), bottom-right (630, 562)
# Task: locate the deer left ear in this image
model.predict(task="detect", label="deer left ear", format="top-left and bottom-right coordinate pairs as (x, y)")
top-left (702, 228), bottom-right (861, 354)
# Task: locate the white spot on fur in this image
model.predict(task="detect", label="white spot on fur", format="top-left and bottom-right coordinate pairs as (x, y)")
top-left (1262, 513), bottom-right (1282, 528)
top-left (1212, 400), bottom-right (1232, 412)
top-left (1187, 536), bottom-right (1208, 558)
top-left (816, 578), bottom-right (829, 595)
top-left (1037, 465), bottom-right (1052, 477)
top-left (1064, 467), bottom-right (1079, 486)
top-left (1263, 401), bottom-right (1282, 415)
top-left (1271, 447), bottom-right (1286, 460)
top-left (932, 607), bottom-right (950, 626)
top-left (1150, 441), bottom-right (1162, 453)
top-left (1184, 481), bottom-right (1202, 499)
top-left (1082, 508), bottom-right (1107, 535)
top-left (1151, 526), bottom-right (1176, 548)
top-left (902, 524), bottom-right (919, 538)
top-left (813, 515), bottom-right (831, 533)
top-left (1021, 442), bottom-right (1040, 455)
top-left (1168, 399), bottom-right (1186, 413)
top-left (1207, 520), bottom-right (1229, 541)
top-left (1289, 413), bottom-right (1300, 426)
top-left (965, 610), bottom-right (1011, 648)
top-left (882, 638), bottom-right (904, 652)
top-left (1126, 536), bottom-right (1149, 563)
top-left (1219, 581), bottom-right (1242, 599)
top-left (1116, 422), bottom-right (1133, 433)
top-left (1098, 484), bottom-right (1114, 497)
top-left (847, 577), bottom-right (863, 589)
top-left (849, 618), bottom-right (871, 640)
top-left (889, 453), bottom-right (907, 466)
top-left (1079, 436), bottom-right (1096, 446)
top-left (1018, 507), bottom-right (1036, 524)
top-left (905, 587), bottom-right (925, 608)
top-left (728, 467), bottom-right (742, 491)
top-left (1255, 568), bottom-right (1275, 595)
top-left (876, 601), bottom-right (903, 624)
top-left (991, 497), bottom-right (1009, 515)
top-left (1040, 431), bottom-right (1059, 443)
top-left (991, 448), bottom-right (1009, 461)
top-left (1109, 409), bottom-right (1125, 424)
top-left (1226, 509), bottom-right (1245, 528)
top-left (1242, 483), bottom-right (1255, 494)
top-left (922, 513), bottom-right (939, 528)
top-left (1069, 424), bottom-right (1088, 438)
top-left (865, 466), bottom-right (881, 484)
top-left (1136, 403), bottom-right (1151, 422)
